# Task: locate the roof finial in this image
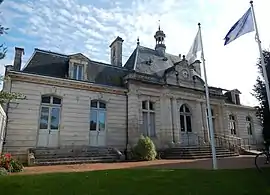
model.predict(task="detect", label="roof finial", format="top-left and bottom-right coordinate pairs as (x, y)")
top-left (137, 37), bottom-right (140, 45)
top-left (158, 20), bottom-right (161, 31)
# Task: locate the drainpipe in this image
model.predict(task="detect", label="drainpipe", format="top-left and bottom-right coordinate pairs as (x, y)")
top-left (124, 91), bottom-right (129, 160)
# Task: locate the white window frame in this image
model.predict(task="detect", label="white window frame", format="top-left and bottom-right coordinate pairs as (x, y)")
top-left (73, 63), bottom-right (84, 80)
top-left (39, 96), bottom-right (61, 131)
top-left (90, 100), bottom-right (107, 132)
top-left (142, 100), bottom-right (156, 137)
top-left (180, 104), bottom-right (192, 133)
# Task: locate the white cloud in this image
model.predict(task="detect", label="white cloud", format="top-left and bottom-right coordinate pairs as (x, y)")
top-left (1, 0), bottom-right (270, 106)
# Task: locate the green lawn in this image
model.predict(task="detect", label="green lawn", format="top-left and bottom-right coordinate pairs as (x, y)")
top-left (0, 169), bottom-right (270, 195)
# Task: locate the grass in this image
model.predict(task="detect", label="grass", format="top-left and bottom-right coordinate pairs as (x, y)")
top-left (0, 168), bottom-right (270, 195)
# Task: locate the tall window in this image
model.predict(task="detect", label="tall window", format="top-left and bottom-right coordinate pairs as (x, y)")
top-left (141, 100), bottom-right (156, 137)
top-left (229, 114), bottom-right (236, 135)
top-left (73, 63), bottom-right (83, 80)
top-left (39, 95), bottom-right (61, 130)
top-left (90, 100), bottom-right (106, 132)
top-left (246, 116), bottom-right (253, 135)
top-left (206, 108), bottom-right (215, 132)
top-left (180, 104), bottom-right (192, 133)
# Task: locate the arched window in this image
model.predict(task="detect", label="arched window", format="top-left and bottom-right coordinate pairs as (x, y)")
top-left (206, 108), bottom-right (216, 132)
top-left (141, 100), bottom-right (156, 137)
top-left (180, 104), bottom-right (192, 132)
top-left (246, 116), bottom-right (253, 135)
top-left (90, 100), bottom-right (106, 132)
top-left (229, 114), bottom-right (236, 135)
top-left (39, 95), bottom-right (61, 130)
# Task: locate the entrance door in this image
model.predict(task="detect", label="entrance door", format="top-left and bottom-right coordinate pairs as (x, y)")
top-left (89, 100), bottom-right (106, 146)
top-left (37, 106), bottom-right (60, 147)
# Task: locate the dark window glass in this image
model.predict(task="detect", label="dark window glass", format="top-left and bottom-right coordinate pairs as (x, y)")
top-left (142, 101), bottom-right (147, 110)
top-left (99, 112), bottom-right (106, 131)
top-left (185, 106), bottom-right (190, 113)
top-left (99, 102), bottom-right (106, 109)
top-left (90, 110), bottom-right (97, 131)
top-left (53, 97), bottom-right (61, 105)
top-left (41, 96), bottom-right (50, 104)
top-left (186, 116), bottom-right (192, 132)
top-left (39, 107), bottom-right (49, 129)
top-left (180, 115), bottom-right (185, 132)
top-left (50, 107), bottom-right (60, 130)
top-left (180, 105), bottom-right (184, 112)
top-left (149, 101), bottom-right (154, 110)
top-left (235, 94), bottom-right (240, 105)
top-left (91, 100), bottom-right (98, 108)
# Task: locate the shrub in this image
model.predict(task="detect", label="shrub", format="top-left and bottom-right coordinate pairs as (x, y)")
top-left (0, 153), bottom-right (23, 172)
top-left (132, 135), bottom-right (157, 161)
top-left (0, 167), bottom-right (8, 176)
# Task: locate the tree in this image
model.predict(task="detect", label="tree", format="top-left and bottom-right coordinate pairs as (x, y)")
top-left (0, 0), bottom-right (24, 104)
top-left (252, 50), bottom-right (270, 142)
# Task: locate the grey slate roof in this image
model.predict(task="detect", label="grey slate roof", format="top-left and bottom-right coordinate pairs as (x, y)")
top-left (23, 49), bottom-right (69, 78)
top-left (124, 45), bottom-right (181, 77)
top-left (22, 49), bottom-right (128, 87)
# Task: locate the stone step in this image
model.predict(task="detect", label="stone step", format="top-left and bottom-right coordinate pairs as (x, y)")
top-left (35, 158), bottom-right (119, 166)
top-left (167, 148), bottom-right (229, 153)
top-left (164, 150), bottom-right (235, 156)
top-left (29, 146), bottom-right (122, 166)
top-left (35, 154), bottom-right (119, 160)
top-left (164, 153), bottom-right (239, 159)
top-left (167, 151), bottom-right (234, 156)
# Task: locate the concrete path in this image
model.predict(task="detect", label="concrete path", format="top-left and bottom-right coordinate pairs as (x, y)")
top-left (13, 155), bottom-right (269, 175)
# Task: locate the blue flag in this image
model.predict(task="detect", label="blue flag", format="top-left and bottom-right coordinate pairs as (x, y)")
top-left (224, 7), bottom-right (254, 45)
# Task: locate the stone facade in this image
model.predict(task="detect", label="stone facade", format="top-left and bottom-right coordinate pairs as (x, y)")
top-left (1, 27), bottom-right (263, 162)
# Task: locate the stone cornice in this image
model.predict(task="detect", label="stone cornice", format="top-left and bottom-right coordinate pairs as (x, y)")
top-left (224, 103), bottom-right (257, 111)
top-left (7, 71), bottom-right (127, 95)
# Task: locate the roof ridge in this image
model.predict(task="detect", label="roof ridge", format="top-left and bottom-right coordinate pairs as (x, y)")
top-left (35, 48), bottom-right (69, 58)
top-left (90, 60), bottom-right (128, 70)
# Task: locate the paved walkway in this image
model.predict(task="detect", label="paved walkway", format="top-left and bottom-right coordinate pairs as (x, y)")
top-left (13, 155), bottom-right (266, 175)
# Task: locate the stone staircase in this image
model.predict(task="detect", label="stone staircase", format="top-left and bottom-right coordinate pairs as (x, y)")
top-left (161, 146), bottom-right (239, 159)
top-left (28, 146), bottom-right (124, 166)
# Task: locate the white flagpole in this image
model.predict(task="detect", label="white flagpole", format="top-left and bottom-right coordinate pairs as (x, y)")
top-left (198, 23), bottom-right (218, 170)
top-left (250, 1), bottom-right (270, 113)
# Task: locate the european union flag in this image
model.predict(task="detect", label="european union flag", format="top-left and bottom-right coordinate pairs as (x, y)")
top-left (224, 7), bottom-right (254, 45)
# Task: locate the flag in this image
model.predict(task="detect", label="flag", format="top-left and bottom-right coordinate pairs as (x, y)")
top-left (224, 7), bottom-right (254, 46)
top-left (186, 29), bottom-right (202, 64)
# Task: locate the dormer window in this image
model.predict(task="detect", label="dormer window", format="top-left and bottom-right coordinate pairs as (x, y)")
top-left (235, 94), bottom-right (240, 105)
top-left (73, 63), bottom-right (83, 80)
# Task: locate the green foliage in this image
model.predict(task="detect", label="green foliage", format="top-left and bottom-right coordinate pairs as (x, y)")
top-left (0, 153), bottom-right (24, 172)
top-left (0, 0), bottom-right (8, 60)
top-left (132, 135), bottom-right (157, 161)
top-left (0, 167), bottom-right (8, 176)
top-left (252, 50), bottom-right (270, 142)
top-left (0, 90), bottom-right (25, 104)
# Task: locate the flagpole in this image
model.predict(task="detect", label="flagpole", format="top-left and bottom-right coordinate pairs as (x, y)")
top-left (250, 1), bottom-right (270, 112)
top-left (198, 23), bottom-right (218, 170)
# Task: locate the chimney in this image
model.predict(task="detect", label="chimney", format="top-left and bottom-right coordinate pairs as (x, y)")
top-left (109, 36), bottom-right (124, 66)
top-left (13, 47), bottom-right (24, 71)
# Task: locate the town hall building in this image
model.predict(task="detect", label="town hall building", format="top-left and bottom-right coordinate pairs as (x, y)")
top-left (1, 27), bottom-right (262, 162)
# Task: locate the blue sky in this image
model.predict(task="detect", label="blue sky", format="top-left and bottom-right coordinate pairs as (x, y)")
top-left (1, 0), bottom-right (270, 106)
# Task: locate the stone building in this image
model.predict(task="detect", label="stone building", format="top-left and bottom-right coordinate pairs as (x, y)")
top-left (1, 27), bottom-right (262, 162)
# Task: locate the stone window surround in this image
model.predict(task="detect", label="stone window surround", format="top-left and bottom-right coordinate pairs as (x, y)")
top-left (69, 59), bottom-right (88, 81)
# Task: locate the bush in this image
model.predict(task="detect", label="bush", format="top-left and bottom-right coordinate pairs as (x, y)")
top-left (0, 167), bottom-right (8, 176)
top-left (132, 135), bottom-right (157, 161)
top-left (0, 153), bottom-right (23, 172)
